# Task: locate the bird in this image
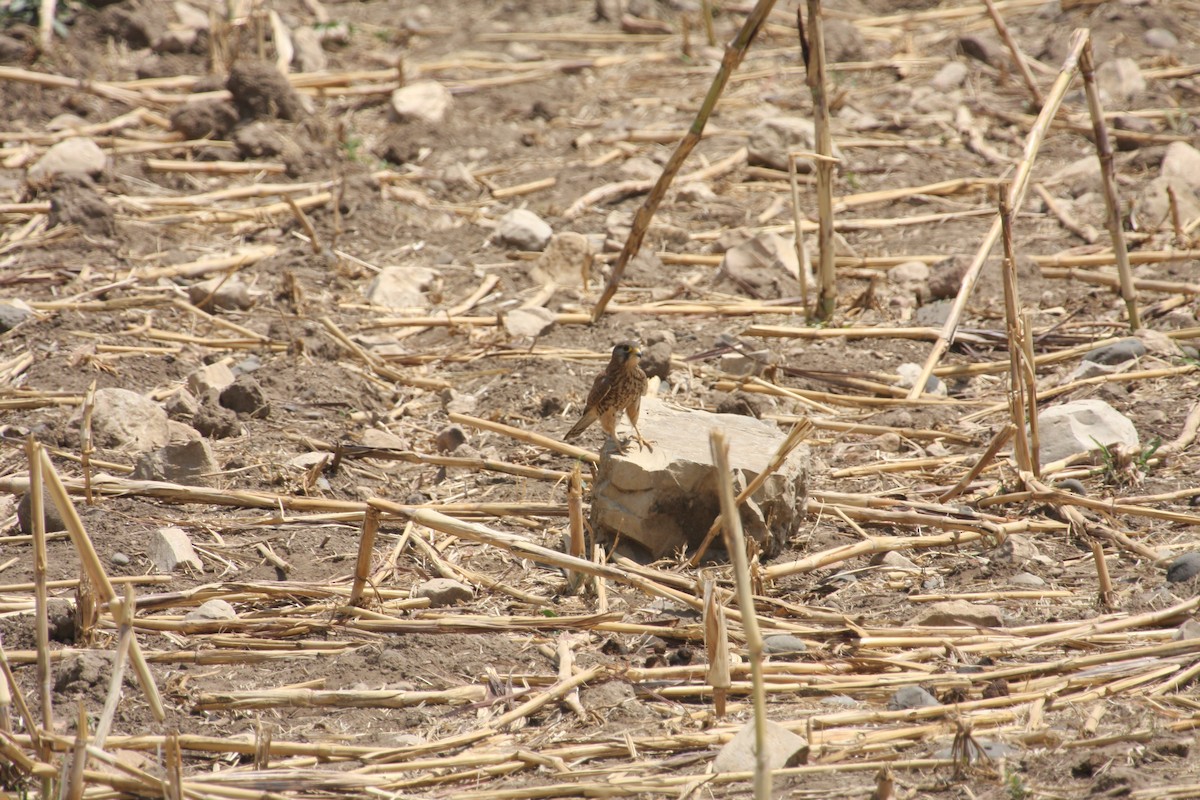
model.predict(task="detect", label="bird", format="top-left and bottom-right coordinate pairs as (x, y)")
top-left (564, 342), bottom-right (651, 453)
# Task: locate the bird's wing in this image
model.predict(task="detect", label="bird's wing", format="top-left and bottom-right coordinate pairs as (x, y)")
top-left (565, 371), bottom-right (611, 438)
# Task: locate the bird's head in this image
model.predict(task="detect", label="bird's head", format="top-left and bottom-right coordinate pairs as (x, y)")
top-left (611, 342), bottom-right (641, 366)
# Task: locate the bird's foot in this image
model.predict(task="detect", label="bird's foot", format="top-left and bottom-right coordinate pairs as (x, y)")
top-left (635, 434), bottom-right (654, 452)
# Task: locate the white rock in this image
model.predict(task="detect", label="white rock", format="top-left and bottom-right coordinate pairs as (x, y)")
top-left (27, 137), bottom-right (107, 186)
top-left (908, 600), bottom-right (1004, 627)
top-left (413, 578), bottom-right (472, 607)
top-left (390, 80), bottom-right (452, 123)
top-left (89, 388), bottom-right (171, 453)
top-left (365, 265), bottom-right (440, 310)
top-left (888, 260), bottom-right (931, 284)
top-left (1037, 398), bottom-right (1139, 467)
top-left (1143, 28), bottom-right (1178, 50)
top-left (173, 1), bottom-right (209, 31)
top-left (896, 362), bottom-right (947, 396)
top-left (1162, 142), bottom-right (1200, 193)
top-left (187, 362), bottom-right (236, 397)
top-left (1136, 176), bottom-right (1200, 228)
top-left (930, 61), bottom-right (969, 91)
top-left (185, 598), bottom-right (237, 622)
top-left (497, 209), bottom-right (553, 251)
top-left (1095, 58), bottom-right (1145, 103)
top-left (589, 398), bottom-right (808, 559)
top-left (675, 182), bottom-right (717, 202)
top-left (1046, 155), bottom-right (1101, 197)
top-left (505, 42), bottom-right (544, 62)
top-left (150, 526), bottom-right (203, 573)
top-left (713, 719), bottom-right (808, 774)
top-left (530, 231), bottom-right (592, 287)
top-left (502, 306), bottom-right (556, 338)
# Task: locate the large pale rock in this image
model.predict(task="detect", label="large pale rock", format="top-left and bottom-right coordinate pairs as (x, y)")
top-left (589, 397), bottom-right (808, 559)
top-left (1162, 142), bottom-right (1200, 193)
top-left (502, 306), bottom-right (556, 338)
top-left (187, 362), bottom-right (235, 397)
top-left (908, 600), bottom-right (1005, 627)
top-left (1037, 398), bottom-right (1138, 467)
top-left (390, 80), bottom-right (452, 123)
top-left (27, 137), bottom-right (107, 186)
top-left (713, 720), bottom-right (808, 774)
top-left (150, 526), bottom-right (203, 572)
top-left (132, 438), bottom-right (218, 483)
top-left (89, 388), bottom-right (171, 453)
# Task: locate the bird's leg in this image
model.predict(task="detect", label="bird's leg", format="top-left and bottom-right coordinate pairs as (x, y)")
top-left (631, 421), bottom-right (653, 451)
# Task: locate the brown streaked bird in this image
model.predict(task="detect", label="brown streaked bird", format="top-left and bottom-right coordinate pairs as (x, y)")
top-left (564, 342), bottom-right (651, 452)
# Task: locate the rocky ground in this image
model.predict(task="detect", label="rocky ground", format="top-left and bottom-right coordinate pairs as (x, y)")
top-left (2, 0), bottom-right (1200, 797)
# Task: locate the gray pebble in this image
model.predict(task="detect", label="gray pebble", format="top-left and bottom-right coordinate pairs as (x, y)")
top-left (1083, 337), bottom-right (1146, 365)
top-left (1167, 552), bottom-right (1200, 583)
top-left (888, 685), bottom-right (940, 710)
top-left (111, 552), bottom-right (131, 567)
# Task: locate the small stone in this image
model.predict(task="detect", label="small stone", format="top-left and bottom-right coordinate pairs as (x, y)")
top-left (957, 34), bottom-right (1001, 66)
top-left (1037, 398), bottom-right (1139, 466)
top-left (193, 402), bottom-right (241, 439)
top-left (505, 41), bottom-right (544, 62)
top-left (748, 117), bottom-right (841, 172)
top-left (111, 552), bottom-right (131, 567)
top-left (713, 719), bottom-right (808, 773)
top-left (366, 266), bottom-right (440, 311)
top-left (150, 526), bottom-right (203, 573)
top-left (164, 389), bottom-right (199, 420)
top-left (89, 388), bottom-right (171, 453)
top-left (1143, 27), bottom-right (1178, 49)
top-left (675, 182), bottom-right (717, 202)
top-left (990, 534), bottom-right (1041, 565)
top-left (896, 362), bottom-right (948, 396)
top-left (1084, 337), bottom-right (1146, 365)
top-left (497, 209), bottom-right (553, 251)
top-left (763, 634), bottom-right (808, 655)
top-left (502, 307), bottom-right (556, 338)
top-left (188, 362), bottom-right (236, 397)
top-left (888, 260), bottom-right (930, 285)
top-left (27, 137), bottom-right (108, 187)
top-left (220, 375), bottom-right (270, 418)
top-left (822, 18), bottom-right (865, 62)
top-left (1011, 571), bottom-right (1047, 587)
top-left (17, 490), bottom-right (67, 535)
top-left (390, 80), bottom-right (453, 124)
top-left (928, 256), bottom-right (969, 300)
top-left (435, 426), bottom-right (466, 453)
top-left (871, 550), bottom-right (917, 569)
top-left (716, 232), bottom-right (802, 298)
top-left (291, 26), bottom-right (327, 72)
top-left (888, 685), bottom-right (940, 710)
top-left (821, 695), bottom-right (858, 707)
top-left (1167, 553), bottom-right (1200, 583)
top-left (908, 600), bottom-right (1005, 627)
top-left (0, 300), bottom-right (34, 332)
top-left (188, 276), bottom-right (255, 311)
top-left (933, 738), bottom-right (1014, 761)
top-left (185, 598), bottom-right (237, 621)
top-left (413, 578), bottom-right (472, 606)
top-left (1136, 176), bottom-right (1200, 228)
top-left (930, 62), bottom-right (969, 91)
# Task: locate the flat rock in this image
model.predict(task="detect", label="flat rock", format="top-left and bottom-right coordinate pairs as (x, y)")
top-left (1174, 619), bottom-right (1200, 640)
top-left (888, 685), bottom-right (940, 710)
top-left (930, 62), bottom-right (968, 91)
top-left (1037, 398), bottom-right (1138, 467)
top-left (589, 397), bottom-right (808, 559)
top-left (132, 438), bottom-right (218, 483)
top-left (497, 209), bottom-right (552, 251)
top-left (712, 719), bottom-right (808, 774)
top-left (413, 578), bottom-right (472, 606)
top-left (391, 80), bottom-right (452, 124)
top-left (90, 388), bottom-right (171, 453)
top-left (1084, 337), bottom-right (1146, 365)
top-left (989, 534), bottom-right (1042, 567)
top-left (27, 137), bottom-right (107, 187)
top-left (1096, 57), bottom-right (1145, 104)
top-left (188, 362), bottom-right (236, 397)
top-left (1136, 176), bottom-right (1200, 229)
top-left (908, 600), bottom-right (1005, 628)
top-left (530, 231), bottom-right (591, 286)
top-left (150, 526), bottom-right (203, 573)
top-left (763, 634), bottom-right (808, 655)
top-left (896, 362), bottom-right (947, 396)
top-left (1046, 155), bottom-right (1101, 197)
top-left (502, 306), bottom-right (556, 338)
top-left (1144, 27), bottom-right (1178, 49)
top-left (365, 266), bottom-right (440, 311)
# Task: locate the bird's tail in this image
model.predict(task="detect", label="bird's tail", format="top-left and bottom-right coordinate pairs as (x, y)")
top-left (564, 411), bottom-right (596, 439)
